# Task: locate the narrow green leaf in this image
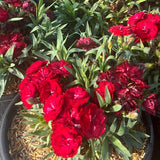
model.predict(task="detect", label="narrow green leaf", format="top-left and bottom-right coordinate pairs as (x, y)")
top-left (110, 135), bottom-right (131, 158)
top-left (43, 152), bottom-right (54, 160)
top-left (46, 134), bottom-right (51, 145)
top-left (8, 67), bottom-right (24, 79)
top-left (117, 118), bottom-right (125, 136)
top-left (104, 86), bottom-right (111, 105)
top-left (31, 26), bottom-right (40, 33)
top-left (32, 34), bottom-right (38, 49)
top-left (8, 17), bottom-right (23, 22)
top-left (34, 144), bottom-right (47, 148)
top-left (34, 123), bottom-right (42, 132)
top-left (110, 104), bottom-right (122, 112)
top-left (102, 138), bottom-right (110, 160)
top-left (127, 118), bottom-right (137, 129)
top-left (0, 75), bottom-right (7, 98)
top-left (32, 129), bottom-right (49, 136)
top-left (15, 101), bottom-right (23, 105)
top-left (21, 113), bottom-right (39, 119)
top-left (109, 118), bottom-right (117, 133)
top-left (4, 45), bottom-right (15, 61)
top-left (33, 51), bottom-right (50, 60)
top-left (96, 92), bottom-right (105, 108)
top-left (86, 22), bottom-right (92, 36)
top-left (57, 28), bottom-right (63, 51)
top-left (65, 66), bottom-right (74, 75)
top-left (143, 47), bottom-right (150, 54)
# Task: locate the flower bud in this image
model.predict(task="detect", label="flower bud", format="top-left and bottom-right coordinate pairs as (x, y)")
top-left (108, 42), bottom-right (112, 50)
top-left (117, 36), bottom-right (123, 44)
top-left (155, 49), bottom-right (160, 59)
top-left (127, 111), bottom-right (138, 119)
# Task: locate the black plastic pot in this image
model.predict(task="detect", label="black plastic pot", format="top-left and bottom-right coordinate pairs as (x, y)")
top-left (0, 93), bottom-right (20, 160)
top-left (0, 93), bottom-right (154, 160)
top-left (0, 93), bottom-right (18, 121)
top-left (150, 111), bottom-right (160, 159)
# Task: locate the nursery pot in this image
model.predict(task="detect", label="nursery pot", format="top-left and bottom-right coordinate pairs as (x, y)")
top-left (0, 92), bottom-right (18, 120)
top-left (0, 93), bottom-right (154, 160)
top-left (0, 93), bottom-right (20, 160)
top-left (151, 111), bottom-right (160, 135)
top-left (150, 111), bottom-right (160, 159)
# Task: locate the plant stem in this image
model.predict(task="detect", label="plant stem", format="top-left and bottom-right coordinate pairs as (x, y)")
top-left (89, 139), bottom-right (96, 160)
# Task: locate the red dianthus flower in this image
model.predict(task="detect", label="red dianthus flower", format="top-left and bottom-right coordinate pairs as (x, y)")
top-left (43, 94), bottom-right (64, 122)
top-left (95, 81), bottom-right (115, 100)
top-left (48, 60), bottom-right (72, 77)
top-left (80, 103), bottom-right (106, 139)
top-left (39, 79), bottom-right (62, 103)
top-left (75, 37), bottom-right (98, 52)
top-left (0, 32), bottom-right (27, 58)
top-left (20, 83), bottom-right (38, 109)
top-left (64, 86), bottom-right (90, 108)
top-left (51, 126), bottom-right (82, 158)
top-left (142, 94), bottom-right (159, 115)
top-left (25, 60), bottom-right (48, 75)
top-left (109, 25), bottom-right (131, 36)
top-left (0, 7), bottom-right (9, 23)
top-left (4, 0), bottom-right (22, 6)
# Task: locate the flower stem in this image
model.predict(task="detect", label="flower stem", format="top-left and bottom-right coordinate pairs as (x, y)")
top-left (89, 139), bottom-right (96, 160)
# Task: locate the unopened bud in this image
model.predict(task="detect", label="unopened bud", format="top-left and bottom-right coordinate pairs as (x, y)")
top-left (127, 37), bottom-right (135, 45)
top-left (155, 49), bottom-right (160, 59)
top-left (128, 111), bottom-right (138, 119)
top-left (108, 42), bottom-right (112, 50)
top-left (117, 36), bottom-right (123, 44)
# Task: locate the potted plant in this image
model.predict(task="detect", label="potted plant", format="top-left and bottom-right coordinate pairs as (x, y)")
top-left (107, 7), bottom-right (160, 141)
top-left (0, 0), bottom-right (159, 159)
top-left (0, 0), bottom-right (55, 98)
top-left (0, 56), bottom-right (156, 159)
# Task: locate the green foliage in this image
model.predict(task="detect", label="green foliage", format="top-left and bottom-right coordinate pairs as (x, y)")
top-left (21, 104), bottom-right (52, 149)
top-left (0, 46), bottom-right (24, 97)
top-left (1, 0), bottom-right (158, 159)
top-left (100, 116), bottom-right (149, 160)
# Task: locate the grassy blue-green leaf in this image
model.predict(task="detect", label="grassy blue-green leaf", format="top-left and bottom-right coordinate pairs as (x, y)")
top-left (0, 75), bottom-right (7, 98)
top-left (109, 118), bottom-right (117, 133)
top-left (4, 45), bottom-right (15, 62)
top-left (8, 17), bottom-right (23, 22)
top-left (86, 22), bottom-right (92, 36)
top-left (110, 135), bottom-right (131, 158)
top-left (127, 118), bottom-right (137, 129)
top-left (43, 152), bottom-right (54, 160)
top-left (8, 67), bottom-right (24, 79)
top-left (102, 137), bottom-right (110, 160)
top-left (110, 104), bottom-right (122, 112)
top-left (96, 92), bottom-right (105, 108)
top-left (104, 86), bottom-right (111, 105)
top-left (57, 28), bottom-right (63, 51)
top-left (117, 118), bottom-right (125, 136)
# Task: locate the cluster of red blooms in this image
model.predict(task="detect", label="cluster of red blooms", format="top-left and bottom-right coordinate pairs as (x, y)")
top-left (0, 0), bottom-right (35, 17)
top-left (0, 7), bottom-right (9, 23)
top-left (109, 12), bottom-right (160, 43)
top-left (19, 59), bottom-right (160, 158)
top-left (0, 32), bottom-right (27, 58)
top-left (0, 0), bottom-right (53, 59)
top-left (75, 37), bottom-right (98, 51)
top-left (97, 61), bottom-right (159, 115)
top-left (0, 0), bottom-right (32, 58)
top-left (19, 60), bottom-right (106, 158)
